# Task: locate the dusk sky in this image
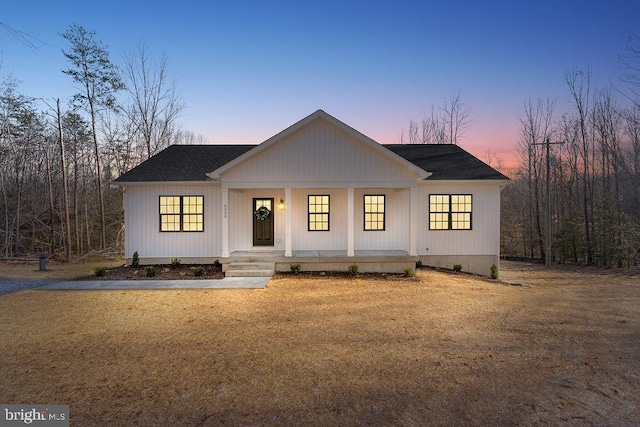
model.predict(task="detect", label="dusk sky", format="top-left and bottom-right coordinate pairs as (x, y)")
top-left (1, 0), bottom-right (639, 170)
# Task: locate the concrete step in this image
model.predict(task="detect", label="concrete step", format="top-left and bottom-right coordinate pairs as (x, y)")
top-left (224, 261), bottom-right (275, 278)
top-left (226, 262), bottom-right (275, 271)
top-left (225, 269), bottom-right (274, 277)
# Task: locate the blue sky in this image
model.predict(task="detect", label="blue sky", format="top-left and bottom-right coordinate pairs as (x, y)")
top-left (1, 0), bottom-right (638, 168)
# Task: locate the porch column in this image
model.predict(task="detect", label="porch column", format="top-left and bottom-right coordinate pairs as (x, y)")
top-left (285, 188), bottom-right (292, 257)
top-left (347, 187), bottom-right (355, 256)
top-left (409, 187), bottom-right (417, 256)
top-left (221, 188), bottom-right (229, 258)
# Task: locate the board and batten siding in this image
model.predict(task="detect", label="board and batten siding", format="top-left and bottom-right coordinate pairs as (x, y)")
top-left (228, 189), bottom-right (285, 252)
top-left (290, 189), bottom-right (348, 250)
top-left (123, 184), bottom-right (221, 260)
top-left (220, 119), bottom-right (419, 187)
top-left (417, 181), bottom-right (501, 256)
top-left (354, 188), bottom-right (409, 251)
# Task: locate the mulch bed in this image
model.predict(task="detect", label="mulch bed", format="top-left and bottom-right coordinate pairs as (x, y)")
top-left (88, 265), bottom-right (420, 281)
top-left (88, 264), bottom-right (224, 280)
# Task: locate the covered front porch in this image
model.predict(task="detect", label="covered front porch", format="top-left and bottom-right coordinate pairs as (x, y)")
top-left (221, 186), bottom-right (421, 259)
top-left (222, 250), bottom-right (418, 273)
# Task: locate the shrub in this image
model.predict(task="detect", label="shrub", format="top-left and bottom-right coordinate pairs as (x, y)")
top-left (131, 251), bottom-right (140, 268)
top-left (94, 266), bottom-right (107, 277)
top-left (290, 263), bottom-right (302, 274)
top-left (213, 259), bottom-right (221, 269)
top-left (453, 264), bottom-right (463, 272)
top-left (347, 264), bottom-right (359, 277)
top-left (416, 259), bottom-right (423, 268)
top-left (403, 267), bottom-right (415, 277)
top-left (193, 266), bottom-right (205, 277)
top-left (171, 257), bottom-right (181, 268)
top-left (144, 266), bottom-right (156, 277)
top-left (490, 264), bottom-right (498, 279)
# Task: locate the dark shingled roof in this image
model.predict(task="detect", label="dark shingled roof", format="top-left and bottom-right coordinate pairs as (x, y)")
top-left (113, 145), bottom-right (256, 182)
top-left (114, 143), bottom-right (508, 183)
top-left (384, 144), bottom-right (509, 180)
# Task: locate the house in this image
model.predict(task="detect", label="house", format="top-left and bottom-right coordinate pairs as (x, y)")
top-left (114, 110), bottom-right (509, 276)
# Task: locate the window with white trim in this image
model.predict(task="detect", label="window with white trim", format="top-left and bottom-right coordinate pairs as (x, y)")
top-left (160, 196), bottom-right (204, 232)
top-left (429, 194), bottom-right (472, 230)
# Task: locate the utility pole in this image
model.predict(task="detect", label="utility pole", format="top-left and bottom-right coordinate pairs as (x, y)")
top-left (533, 137), bottom-right (564, 268)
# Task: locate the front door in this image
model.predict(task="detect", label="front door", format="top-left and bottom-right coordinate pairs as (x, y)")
top-left (253, 198), bottom-right (274, 246)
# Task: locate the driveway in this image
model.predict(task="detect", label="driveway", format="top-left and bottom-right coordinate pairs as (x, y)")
top-left (0, 278), bottom-right (58, 295)
top-left (0, 277), bottom-right (269, 292)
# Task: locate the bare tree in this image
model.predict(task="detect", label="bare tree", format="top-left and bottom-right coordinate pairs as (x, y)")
top-left (408, 119), bottom-right (419, 144)
top-left (55, 99), bottom-right (72, 260)
top-left (441, 89), bottom-right (472, 144)
top-left (517, 98), bottom-right (556, 259)
top-left (121, 43), bottom-right (184, 159)
top-left (402, 90), bottom-right (472, 144)
top-left (620, 33), bottom-right (640, 109)
top-left (565, 68), bottom-right (593, 264)
top-left (421, 106), bottom-right (446, 143)
top-left (61, 24), bottom-right (124, 250)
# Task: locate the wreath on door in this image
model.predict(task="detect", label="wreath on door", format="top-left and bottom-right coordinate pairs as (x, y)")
top-left (254, 206), bottom-right (271, 221)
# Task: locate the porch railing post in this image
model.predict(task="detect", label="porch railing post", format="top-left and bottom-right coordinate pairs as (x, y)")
top-left (409, 187), bottom-right (417, 256)
top-left (285, 188), bottom-right (292, 257)
top-left (221, 188), bottom-right (229, 257)
top-left (347, 188), bottom-right (354, 256)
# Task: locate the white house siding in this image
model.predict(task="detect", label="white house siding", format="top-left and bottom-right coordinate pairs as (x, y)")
top-left (228, 188), bottom-right (286, 252)
top-left (354, 188), bottom-right (410, 251)
top-left (220, 119), bottom-right (419, 187)
top-left (290, 189), bottom-right (348, 250)
top-left (416, 181), bottom-right (502, 275)
top-left (123, 183), bottom-right (221, 263)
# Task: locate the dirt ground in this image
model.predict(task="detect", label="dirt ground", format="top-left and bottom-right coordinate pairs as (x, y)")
top-left (0, 261), bottom-right (638, 425)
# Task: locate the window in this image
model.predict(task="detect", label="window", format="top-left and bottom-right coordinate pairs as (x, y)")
top-left (429, 194), bottom-right (472, 230)
top-left (160, 196), bottom-right (204, 232)
top-left (308, 195), bottom-right (329, 231)
top-left (364, 195), bottom-right (385, 230)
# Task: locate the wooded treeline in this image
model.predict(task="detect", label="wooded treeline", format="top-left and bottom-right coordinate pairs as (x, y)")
top-left (501, 42), bottom-right (640, 267)
top-left (0, 24), bottom-right (199, 259)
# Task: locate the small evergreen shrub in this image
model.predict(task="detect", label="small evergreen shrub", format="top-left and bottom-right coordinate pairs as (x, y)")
top-left (171, 257), bottom-right (181, 268)
top-left (416, 259), bottom-right (423, 268)
top-left (290, 263), bottom-right (302, 274)
top-left (347, 264), bottom-right (359, 277)
top-left (453, 264), bottom-right (463, 272)
top-left (403, 267), bottom-right (415, 277)
top-left (490, 264), bottom-right (498, 279)
top-left (213, 259), bottom-right (221, 270)
top-left (94, 266), bottom-right (107, 277)
top-left (144, 266), bottom-right (156, 277)
top-left (193, 266), bottom-right (205, 277)
top-left (131, 251), bottom-right (140, 268)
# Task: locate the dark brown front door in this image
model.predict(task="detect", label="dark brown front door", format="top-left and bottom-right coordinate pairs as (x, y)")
top-left (253, 198), bottom-right (274, 246)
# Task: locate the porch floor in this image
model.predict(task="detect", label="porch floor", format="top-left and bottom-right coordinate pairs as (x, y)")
top-left (227, 250), bottom-right (414, 262)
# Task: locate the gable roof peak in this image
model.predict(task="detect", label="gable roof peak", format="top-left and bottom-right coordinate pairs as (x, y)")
top-left (207, 109), bottom-right (431, 180)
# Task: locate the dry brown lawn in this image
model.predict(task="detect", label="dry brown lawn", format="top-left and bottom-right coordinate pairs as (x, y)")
top-left (0, 258), bottom-right (124, 280)
top-left (0, 261), bottom-right (638, 425)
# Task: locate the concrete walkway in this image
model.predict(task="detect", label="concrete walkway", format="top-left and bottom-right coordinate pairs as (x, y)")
top-left (38, 277), bottom-right (269, 290)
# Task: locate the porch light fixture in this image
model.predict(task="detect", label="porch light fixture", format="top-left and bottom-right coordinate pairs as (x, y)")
top-left (278, 198), bottom-right (285, 210)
